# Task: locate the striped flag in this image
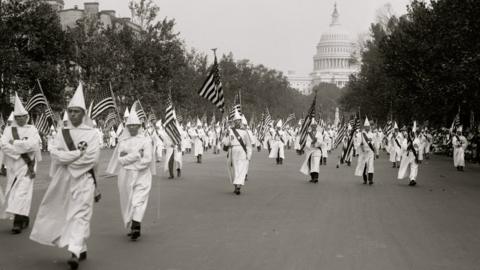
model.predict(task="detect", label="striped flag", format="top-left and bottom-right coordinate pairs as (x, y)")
top-left (177, 113), bottom-right (183, 124)
top-left (259, 107), bottom-right (272, 142)
top-left (91, 87), bottom-right (115, 119)
top-left (133, 100), bottom-right (147, 122)
top-left (25, 86), bottom-right (54, 119)
top-left (298, 94), bottom-right (317, 151)
top-left (282, 113), bottom-right (295, 128)
top-left (229, 92), bottom-right (242, 120)
top-left (104, 110), bottom-right (118, 128)
top-left (450, 109), bottom-right (461, 133)
top-left (35, 113), bottom-right (50, 135)
top-left (334, 117), bottom-right (346, 149)
top-left (341, 115), bottom-right (360, 163)
top-left (164, 95), bottom-right (182, 145)
top-left (383, 120), bottom-right (393, 136)
top-left (198, 55), bottom-right (225, 112)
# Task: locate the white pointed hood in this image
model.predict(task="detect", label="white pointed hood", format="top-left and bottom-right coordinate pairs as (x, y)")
top-left (364, 116), bottom-right (370, 127)
top-left (68, 82), bottom-right (86, 111)
top-left (124, 107), bottom-right (130, 118)
top-left (196, 118), bottom-right (202, 126)
top-left (276, 119), bottom-right (283, 128)
top-left (394, 121), bottom-right (399, 129)
top-left (63, 111), bottom-right (69, 121)
top-left (13, 92), bottom-right (28, 116)
top-left (7, 112), bottom-right (14, 122)
top-left (412, 121), bottom-right (417, 132)
top-left (241, 115), bottom-right (248, 125)
top-left (126, 107), bottom-right (141, 125)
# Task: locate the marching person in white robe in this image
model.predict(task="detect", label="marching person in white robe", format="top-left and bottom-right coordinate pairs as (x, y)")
top-left (106, 109), bottom-right (156, 241)
top-left (223, 108), bottom-right (252, 195)
top-left (269, 120), bottom-right (286, 164)
top-left (30, 83), bottom-right (101, 270)
top-left (300, 119), bottom-right (323, 183)
top-left (321, 128), bottom-right (330, 165)
top-left (189, 119), bottom-right (205, 163)
top-left (0, 93), bottom-right (42, 234)
top-left (354, 117), bottom-right (376, 185)
top-left (108, 127), bottom-right (117, 148)
top-left (0, 112), bottom-right (14, 176)
top-left (388, 122), bottom-right (403, 168)
top-left (452, 126), bottom-right (468, 171)
top-left (162, 122), bottom-right (183, 179)
top-left (398, 125), bottom-right (420, 186)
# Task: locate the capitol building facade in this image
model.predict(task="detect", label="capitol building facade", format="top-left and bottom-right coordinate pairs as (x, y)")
top-left (287, 4), bottom-right (359, 95)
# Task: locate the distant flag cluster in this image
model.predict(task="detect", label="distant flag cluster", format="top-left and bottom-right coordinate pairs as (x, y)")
top-left (198, 54), bottom-right (225, 112)
top-left (258, 107), bottom-right (272, 142)
top-left (282, 113), bottom-right (295, 129)
top-left (25, 81), bottom-right (54, 119)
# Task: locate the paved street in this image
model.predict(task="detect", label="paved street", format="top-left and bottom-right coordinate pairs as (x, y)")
top-left (1, 149), bottom-right (480, 270)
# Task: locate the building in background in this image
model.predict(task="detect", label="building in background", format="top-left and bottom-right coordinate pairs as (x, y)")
top-left (286, 71), bottom-right (312, 95)
top-left (45, 1), bottom-right (141, 32)
top-left (287, 4), bottom-right (359, 94)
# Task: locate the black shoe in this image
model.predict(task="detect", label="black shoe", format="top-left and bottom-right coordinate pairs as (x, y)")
top-left (368, 180), bottom-right (374, 185)
top-left (130, 221), bottom-right (141, 241)
top-left (393, 163), bottom-right (396, 168)
top-left (177, 169), bottom-right (181, 177)
top-left (313, 179), bottom-right (318, 184)
top-left (11, 215), bottom-right (22, 234)
top-left (309, 179), bottom-right (315, 183)
top-left (368, 173), bottom-right (374, 185)
top-left (67, 254), bottom-right (79, 270)
top-left (79, 251), bottom-right (87, 261)
top-left (234, 186), bottom-right (241, 195)
top-left (409, 180), bottom-right (416, 186)
top-left (168, 176), bottom-right (174, 179)
top-left (363, 175), bottom-right (367, 185)
top-left (21, 216), bottom-right (29, 229)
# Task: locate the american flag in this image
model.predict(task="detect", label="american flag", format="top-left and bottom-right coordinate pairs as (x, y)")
top-left (35, 113), bottom-right (50, 135)
top-left (450, 109), bottom-right (461, 133)
top-left (259, 107), bottom-right (272, 142)
top-left (334, 117), bottom-right (346, 149)
top-left (298, 94), bottom-right (317, 151)
top-left (341, 115), bottom-right (360, 163)
top-left (383, 120), bottom-right (393, 136)
top-left (133, 100), bottom-right (147, 122)
top-left (104, 110), bottom-right (118, 129)
top-left (91, 87), bottom-right (115, 119)
top-left (281, 113), bottom-right (295, 128)
top-left (164, 95), bottom-right (182, 145)
top-left (25, 83), bottom-right (54, 119)
top-left (198, 55), bottom-right (225, 112)
top-left (228, 92), bottom-right (242, 120)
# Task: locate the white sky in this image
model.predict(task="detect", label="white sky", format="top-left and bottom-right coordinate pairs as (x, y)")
top-left (64, 0), bottom-right (411, 74)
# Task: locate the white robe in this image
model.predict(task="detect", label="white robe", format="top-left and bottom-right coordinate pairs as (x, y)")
top-left (354, 131), bottom-right (375, 176)
top-left (388, 133), bottom-right (403, 162)
top-left (268, 129), bottom-right (286, 159)
top-left (189, 128), bottom-right (204, 157)
top-left (452, 135), bottom-right (467, 167)
top-left (223, 128), bottom-right (252, 186)
top-left (30, 124), bottom-right (100, 257)
top-left (0, 125), bottom-right (42, 219)
top-left (110, 134), bottom-right (153, 228)
top-left (300, 131), bottom-right (323, 175)
top-left (161, 129), bottom-right (183, 173)
top-left (398, 137), bottom-right (420, 180)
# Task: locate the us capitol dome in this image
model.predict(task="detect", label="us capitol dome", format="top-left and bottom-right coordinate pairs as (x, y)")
top-left (310, 3), bottom-right (359, 89)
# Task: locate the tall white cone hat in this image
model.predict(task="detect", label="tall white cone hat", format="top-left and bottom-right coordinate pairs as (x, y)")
top-left (124, 107), bottom-right (130, 118)
top-left (364, 116), bottom-right (370, 127)
top-left (13, 92), bottom-right (28, 116)
top-left (68, 82), bottom-right (86, 111)
top-left (126, 106), bottom-right (141, 125)
top-left (232, 107), bottom-right (242, 121)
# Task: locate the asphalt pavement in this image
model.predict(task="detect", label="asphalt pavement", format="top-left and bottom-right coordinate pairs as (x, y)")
top-left (1, 148), bottom-right (480, 270)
